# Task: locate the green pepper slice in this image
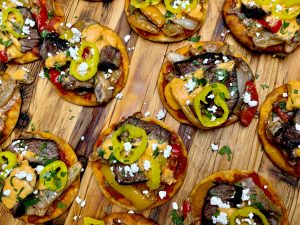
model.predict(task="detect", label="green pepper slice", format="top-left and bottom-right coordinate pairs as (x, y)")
top-left (84, 217), bottom-right (105, 225)
top-left (193, 83), bottom-right (230, 128)
top-left (130, 0), bottom-right (161, 8)
top-left (2, 7), bottom-right (25, 38)
top-left (112, 124), bottom-right (147, 164)
top-left (39, 160), bottom-right (68, 191)
top-left (0, 151), bottom-right (17, 170)
top-left (70, 41), bottom-right (100, 81)
top-left (141, 156), bottom-right (161, 190)
top-left (164, 0), bottom-right (198, 14)
top-left (271, 0), bottom-right (300, 19)
top-left (230, 207), bottom-right (270, 225)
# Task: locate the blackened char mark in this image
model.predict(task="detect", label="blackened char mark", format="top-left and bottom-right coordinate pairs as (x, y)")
top-left (241, 3), bottom-right (267, 19)
top-left (40, 33), bottom-right (69, 60)
top-left (116, 117), bottom-right (172, 143)
top-left (98, 46), bottom-right (121, 71)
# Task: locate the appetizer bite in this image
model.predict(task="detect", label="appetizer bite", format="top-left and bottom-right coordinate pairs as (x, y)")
top-left (41, 20), bottom-right (129, 106)
top-left (0, 131), bottom-right (82, 223)
top-left (158, 41), bottom-right (259, 129)
top-left (0, 73), bottom-right (21, 144)
top-left (0, 0), bottom-right (64, 65)
top-left (84, 213), bottom-right (158, 225)
top-left (124, 0), bottom-right (208, 42)
top-left (91, 113), bottom-right (188, 210)
top-left (176, 170), bottom-right (289, 225)
top-left (259, 81), bottom-right (300, 176)
top-left (223, 0), bottom-right (300, 53)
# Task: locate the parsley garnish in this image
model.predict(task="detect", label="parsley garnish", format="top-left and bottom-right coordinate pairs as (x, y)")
top-left (153, 148), bottom-right (159, 158)
top-left (294, 89), bottom-right (299, 94)
top-left (98, 148), bottom-right (106, 158)
top-left (280, 21), bottom-right (290, 34)
top-left (171, 209), bottom-right (184, 225)
top-left (108, 153), bottom-right (117, 164)
top-left (43, 67), bottom-right (50, 79)
top-left (23, 196), bottom-right (40, 207)
top-left (218, 145), bottom-right (232, 161)
top-left (260, 84), bottom-right (269, 90)
top-left (212, 210), bottom-right (220, 217)
top-left (69, 115), bottom-right (75, 120)
top-left (188, 35), bottom-right (201, 42)
top-left (41, 30), bottom-right (49, 39)
top-left (109, 146), bottom-right (113, 151)
top-left (164, 11), bottom-right (174, 18)
top-left (192, 76), bottom-right (207, 87)
top-left (47, 10), bottom-right (54, 19)
top-left (57, 202), bottom-right (67, 208)
top-left (31, 123), bottom-right (36, 131)
top-left (39, 142), bottom-right (47, 151)
top-left (0, 38), bottom-right (12, 47)
top-left (215, 69), bottom-right (228, 82)
top-left (255, 74), bottom-right (260, 80)
top-left (251, 201), bottom-right (264, 210)
top-left (278, 101), bottom-right (286, 109)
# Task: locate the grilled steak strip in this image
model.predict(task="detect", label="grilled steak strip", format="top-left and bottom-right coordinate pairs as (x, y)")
top-left (112, 163), bottom-right (147, 185)
top-left (40, 33), bottom-right (69, 60)
top-left (99, 46), bottom-right (121, 70)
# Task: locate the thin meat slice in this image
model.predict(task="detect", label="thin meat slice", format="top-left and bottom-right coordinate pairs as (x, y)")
top-left (40, 33), bottom-right (69, 60)
top-left (113, 163), bottom-right (147, 184)
top-left (61, 72), bottom-right (94, 91)
top-left (99, 46), bottom-right (121, 70)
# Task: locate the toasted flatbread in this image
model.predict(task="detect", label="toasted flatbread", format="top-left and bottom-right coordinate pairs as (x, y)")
top-left (91, 114), bottom-right (188, 210)
top-left (124, 0), bottom-right (208, 42)
top-left (223, 0), bottom-right (300, 53)
top-left (186, 170), bottom-right (289, 225)
top-left (47, 21), bottom-right (129, 106)
top-left (8, 131), bottom-right (81, 224)
top-left (258, 82), bottom-right (300, 177)
top-left (158, 41), bottom-right (257, 129)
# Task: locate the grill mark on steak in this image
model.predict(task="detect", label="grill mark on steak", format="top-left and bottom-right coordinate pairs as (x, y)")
top-left (18, 7), bottom-right (40, 53)
top-left (7, 138), bottom-right (59, 166)
top-left (99, 46), bottom-right (121, 71)
top-left (112, 163), bottom-right (147, 185)
top-left (116, 117), bottom-right (172, 143)
top-left (40, 33), bottom-right (69, 60)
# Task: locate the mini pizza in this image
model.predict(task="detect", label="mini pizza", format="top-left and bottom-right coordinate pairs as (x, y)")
top-left (158, 41), bottom-right (259, 129)
top-left (0, 131), bottom-right (82, 224)
top-left (223, 0), bottom-right (300, 54)
top-left (0, 0), bottom-right (64, 65)
top-left (41, 20), bottom-right (129, 106)
top-left (175, 170), bottom-right (289, 225)
top-left (84, 213), bottom-right (158, 225)
top-left (91, 113), bottom-right (188, 211)
top-left (124, 0), bottom-right (208, 42)
top-left (259, 81), bottom-right (300, 177)
top-left (0, 73), bottom-right (21, 144)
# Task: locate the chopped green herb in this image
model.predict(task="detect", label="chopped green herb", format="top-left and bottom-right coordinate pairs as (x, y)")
top-left (188, 35), bottom-right (201, 42)
top-left (164, 11), bottom-right (174, 18)
top-left (44, 158), bottom-right (58, 166)
top-left (197, 46), bottom-right (203, 50)
top-left (74, 15), bottom-right (78, 18)
top-left (218, 145), bottom-right (232, 161)
top-left (109, 146), bottom-right (113, 151)
top-left (69, 115), bottom-right (75, 120)
top-left (43, 67), bottom-right (50, 79)
top-left (39, 142), bottom-right (47, 151)
top-left (192, 76), bottom-right (207, 87)
top-left (212, 210), bottom-right (220, 217)
top-left (215, 69), bottom-right (228, 82)
top-left (98, 148), bottom-right (106, 158)
top-left (294, 89), bottom-right (299, 94)
top-left (219, 92), bottom-right (225, 100)
top-left (251, 201), bottom-right (264, 211)
top-left (255, 74), bottom-right (260, 80)
top-left (55, 178), bottom-right (62, 189)
top-left (171, 209), bottom-right (184, 225)
top-left (234, 182), bottom-right (243, 187)
top-left (203, 109), bottom-right (212, 119)
top-left (230, 86), bottom-right (238, 94)
top-left (0, 38), bottom-right (12, 47)
top-left (278, 101), bottom-right (286, 109)
top-left (60, 171), bottom-right (67, 177)
top-left (57, 202), bottom-right (67, 208)
top-left (108, 153), bottom-right (117, 164)
top-left (31, 123), bottom-right (36, 131)
top-left (47, 10), bottom-right (54, 19)
top-left (153, 148), bottom-right (159, 158)
top-left (65, 50), bottom-right (70, 57)
top-left (23, 196), bottom-right (40, 207)
top-left (41, 30), bottom-right (49, 39)
top-left (250, 194), bottom-right (257, 200)
top-left (260, 84), bottom-right (269, 90)
top-left (280, 21), bottom-right (290, 34)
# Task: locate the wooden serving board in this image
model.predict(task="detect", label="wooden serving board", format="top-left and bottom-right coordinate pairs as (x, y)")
top-left (1, 0), bottom-right (300, 224)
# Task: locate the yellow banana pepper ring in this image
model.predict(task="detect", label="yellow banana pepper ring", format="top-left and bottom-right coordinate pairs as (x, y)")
top-left (130, 0), bottom-right (161, 8)
top-left (70, 41), bottom-right (100, 81)
top-left (193, 83), bottom-right (230, 128)
top-left (164, 0), bottom-right (198, 14)
top-left (2, 7), bottom-right (25, 38)
top-left (0, 151), bottom-right (17, 171)
top-left (84, 217), bottom-right (105, 225)
top-left (141, 156), bottom-right (161, 190)
top-left (39, 160), bottom-right (68, 191)
top-left (271, 0), bottom-right (300, 19)
top-left (230, 207), bottom-right (270, 225)
top-left (101, 164), bottom-right (155, 210)
top-left (254, 0), bottom-right (271, 5)
top-left (112, 124), bottom-right (148, 164)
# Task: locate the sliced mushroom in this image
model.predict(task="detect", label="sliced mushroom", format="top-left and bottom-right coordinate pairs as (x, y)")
top-left (140, 6), bottom-right (166, 28)
top-left (128, 11), bottom-right (160, 34)
top-left (170, 18), bottom-right (198, 30)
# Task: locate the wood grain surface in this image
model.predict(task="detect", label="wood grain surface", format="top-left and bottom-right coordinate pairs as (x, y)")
top-left (1, 0), bottom-right (300, 224)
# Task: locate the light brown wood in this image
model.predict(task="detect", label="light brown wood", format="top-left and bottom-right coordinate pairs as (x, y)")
top-left (1, 0), bottom-right (300, 225)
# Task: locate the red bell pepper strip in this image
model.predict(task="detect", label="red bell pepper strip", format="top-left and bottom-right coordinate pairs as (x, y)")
top-left (273, 106), bottom-right (289, 123)
top-left (240, 81), bottom-right (259, 126)
top-left (0, 50), bottom-right (9, 62)
top-left (257, 18), bottom-right (282, 33)
top-left (49, 69), bottom-right (67, 94)
top-left (182, 199), bottom-right (191, 218)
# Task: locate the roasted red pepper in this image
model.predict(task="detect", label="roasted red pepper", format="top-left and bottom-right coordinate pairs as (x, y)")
top-left (257, 18), bottom-right (282, 33)
top-left (49, 69), bottom-right (67, 94)
top-left (240, 81), bottom-right (259, 126)
top-left (273, 106), bottom-right (289, 123)
top-left (0, 50), bottom-right (9, 62)
top-left (182, 199), bottom-right (191, 218)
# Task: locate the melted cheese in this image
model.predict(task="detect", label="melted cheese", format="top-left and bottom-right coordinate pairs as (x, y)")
top-left (161, 167), bottom-right (176, 185)
top-left (2, 160), bottom-right (36, 209)
top-left (286, 81), bottom-right (300, 111)
top-left (217, 60), bottom-right (235, 72)
top-left (45, 52), bottom-right (68, 68)
top-left (11, 68), bottom-right (28, 81)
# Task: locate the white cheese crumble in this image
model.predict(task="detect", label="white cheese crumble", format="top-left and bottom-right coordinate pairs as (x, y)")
top-left (130, 163), bottom-right (139, 173)
top-left (77, 62), bottom-right (89, 76)
top-left (211, 143), bottom-right (219, 151)
top-left (3, 189), bottom-right (11, 197)
top-left (295, 123), bottom-right (300, 131)
top-left (263, 185), bottom-right (268, 189)
top-left (144, 111), bottom-right (150, 117)
top-left (22, 26), bottom-right (30, 35)
top-left (158, 190), bottom-right (167, 199)
top-left (128, 210), bottom-right (135, 214)
top-left (282, 92), bottom-right (288, 97)
top-left (156, 109), bottom-right (166, 120)
top-left (124, 34), bottom-right (131, 43)
top-left (33, 190), bottom-right (38, 195)
top-left (80, 200), bottom-right (86, 207)
top-left (70, 28), bottom-right (81, 43)
top-left (124, 142), bottom-right (132, 155)
top-left (184, 79), bottom-right (197, 93)
top-left (75, 196), bottom-right (82, 204)
top-left (81, 136), bottom-right (85, 141)
top-left (243, 92), bottom-right (258, 107)
top-left (142, 190), bottom-right (149, 195)
top-left (164, 145), bottom-right (172, 158)
top-left (35, 165), bottom-right (45, 174)
top-left (212, 212), bottom-right (228, 225)
top-left (207, 94), bottom-right (215, 99)
top-left (143, 160), bottom-right (151, 171)
top-left (210, 196), bottom-right (230, 208)
top-left (66, 23), bottom-right (72, 28)
top-left (186, 100), bottom-right (191, 105)
top-left (152, 143), bottom-right (158, 151)
top-left (115, 93), bottom-right (123, 99)
top-left (11, 0), bottom-right (23, 6)
top-left (172, 202), bottom-right (179, 210)
top-left (207, 105), bottom-right (218, 114)
top-left (38, 69), bottom-right (45, 79)
top-left (211, 116), bottom-right (216, 121)
top-left (241, 188), bottom-right (250, 201)
top-left (25, 18), bottom-right (35, 27)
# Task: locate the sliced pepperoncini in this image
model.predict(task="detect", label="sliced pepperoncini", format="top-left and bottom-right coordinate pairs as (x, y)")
top-left (70, 41), bottom-right (99, 81)
top-left (193, 83), bottom-right (230, 127)
top-left (112, 124), bottom-right (148, 164)
top-left (141, 156), bottom-right (161, 190)
top-left (229, 207), bottom-right (270, 225)
top-left (39, 160), bottom-right (68, 191)
top-left (271, 0), bottom-right (300, 19)
top-left (0, 151), bottom-right (17, 170)
top-left (130, 0), bottom-right (161, 8)
top-left (254, 0), bottom-right (272, 5)
top-left (2, 7), bottom-right (25, 38)
top-left (164, 0), bottom-right (198, 14)
top-left (101, 164), bottom-right (155, 210)
top-left (84, 217), bottom-right (105, 225)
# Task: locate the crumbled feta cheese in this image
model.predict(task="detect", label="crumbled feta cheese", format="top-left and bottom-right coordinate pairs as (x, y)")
top-left (143, 160), bottom-right (151, 171)
top-left (241, 188), bottom-right (250, 201)
top-left (11, 0), bottom-right (23, 6)
top-left (73, 216), bottom-right (78, 221)
top-left (124, 142), bottom-right (132, 154)
top-left (172, 202), bottom-right (179, 210)
top-left (81, 136), bottom-right (85, 141)
top-left (207, 94), bottom-right (215, 99)
top-left (211, 143), bottom-right (219, 151)
top-left (295, 123), bottom-right (300, 131)
top-left (214, 60), bottom-right (221, 64)
top-left (26, 173), bottom-right (33, 182)
top-left (212, 212), bottom-right (228, 225)
top-left (243, 92), bottom-right (258, 107)
top-left (207, 105), bottom-right (218, 113)
top-left (152, 143), bottom-right (158, 151)
top-left (15, 171), bottom-right (27, 179)
top-left (275, 4), bottom-right (283, 12)
top-left (33, 190), bottom-right (38, 194)
top-left (130, 163), bottom-right (139, 173)
top-left (3, 189), bottom-right (11, 197)
top-left (210, 196), bottom-right (230, 208)
top-left (164, 145), bottom-right (172, 158)
top-left (35, 165), bottom-right (45, 174)
top-left (22, 26), bottom-right (30, 35)
top-left (66, 23), bottom-right (72, 28)
top-left (203, 58), bottom-right (209, 64)
top-left (142, 190), bottom-right (149, 195)
top-left (70, 28), bottom-right (81, 43)
top-left (221, 32), bottom-right (225, 37)
top-left (158, 190), bottom-right (167, 199)
top-left (263, 185), bottom-right (268, 189)
top-left (282, 93), bottom-right (288, 97)
top-left (184, 79), bottom-right (197, 93)
top-left (128, 210), bottom-right (135, 214)
top-left (186, 100), bottom-right (191, 105)
top-left (76, 196), bottom-right (82, 204)
top-left (25, 18), bottom-right (35, 27)
top-left (223, 56), bottom-right (228, 62)
top-left (80, 200), bottom-right (86, 207)
top-left (22, 66), bottom-right (29, 73)
top-left (77, 62), bottom-right (88, 76)
top-left (255, 32), bottom-right (261, 37)
top-left (115, 93), bottom-right (123, 99)
top-left (38, 69), bottom-right (45, 79)
top-left (144, 111), bottom-right (150, 117)
top-left (156, 109), bottom-right (166, 120)
top-left (211, 116), bottom-right (216, 121)
top-left (108, 69), bottom-right (113, 74)
top-left (124, 34), bottom-right (131, 43)
top-left (108, 86), bottom-right (115, 90)
top-left (69, 46), bottom-right (79, 60)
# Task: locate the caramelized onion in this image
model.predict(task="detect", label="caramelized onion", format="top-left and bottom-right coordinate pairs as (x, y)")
top-left (170, 18), bottom-right (198, 30)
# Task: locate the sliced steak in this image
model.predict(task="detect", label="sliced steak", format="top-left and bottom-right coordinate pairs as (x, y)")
top-left (61, 71), bottom-right (94, 91)
top-left (241, 3), bottom-right (268, 19)
top-left (272, 110), bottom-right (300, 150)
top-left (40, 33), bottom-right (69, 60)
top-left (7, 138), bottom-right (59, 165)
top-left (99, 46), bottom-right (121, 70)
top-left (208, 184), bottom-right (238, 201)
top-left (94, 72), bottom-right (113, 103)
top-left (112, 163), bottom-right (147, 184)
top-left (116, 117), bottom-right (172, 143)
top-left (18, 7), bottom-right (40, 53)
